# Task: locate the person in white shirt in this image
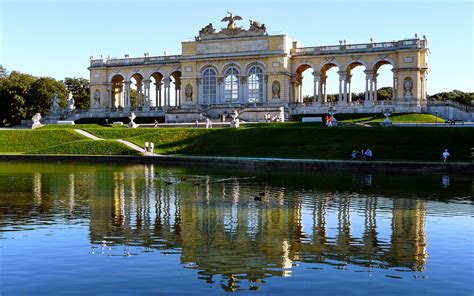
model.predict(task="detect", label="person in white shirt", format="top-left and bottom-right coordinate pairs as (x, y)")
top-left (364, 148), bottom-right (373, 160)
top-left (442, 149), bottom-right (450, 163)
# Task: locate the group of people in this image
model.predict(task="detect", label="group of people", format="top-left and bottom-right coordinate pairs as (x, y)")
top-left (325, 114), bottom-right (334, 127)
top-left (351, 148), bottom-right (373, 161)
top-left (264, 113), bottom-right (281, 122)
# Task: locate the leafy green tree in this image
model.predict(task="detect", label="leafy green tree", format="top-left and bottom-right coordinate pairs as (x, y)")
top-left (428, 90), bottom-right (473, 106)
top-left (29, 77), bottom-right (68, 117)
top-left (0, 71), bottom-right (36, 126)
top-left (63, 77), bottom-right (90, 109)
top-left (377, 87), bottom-right (393, 100)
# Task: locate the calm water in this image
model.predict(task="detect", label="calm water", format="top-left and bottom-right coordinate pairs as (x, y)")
top-left (0, 162), bottom-right (473, 295)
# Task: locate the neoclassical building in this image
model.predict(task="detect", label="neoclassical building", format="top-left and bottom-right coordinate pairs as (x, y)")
top-left (88, 13), bottom-right (429, 122)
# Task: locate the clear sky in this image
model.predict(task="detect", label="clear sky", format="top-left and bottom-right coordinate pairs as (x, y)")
top-left (1, 0), bottom-right (473, 95)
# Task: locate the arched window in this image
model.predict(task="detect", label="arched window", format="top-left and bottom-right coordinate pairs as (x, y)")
top-left (248, 65), bottom-right (264, 103)
top-left (202, 68), bottom-right (217, 104)
top-left (224, 67), bottom-right (239, 102)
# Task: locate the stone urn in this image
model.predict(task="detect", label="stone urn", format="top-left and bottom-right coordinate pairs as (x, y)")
top-left (382, 109), bottom-right (393, 127)
top-left (128, 112), bottom-right (138, 128)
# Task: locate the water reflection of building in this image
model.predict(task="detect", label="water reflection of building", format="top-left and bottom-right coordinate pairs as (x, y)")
top-left (86, 165), bottom-right (428, 291)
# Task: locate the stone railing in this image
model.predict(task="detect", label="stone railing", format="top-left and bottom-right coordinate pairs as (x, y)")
top-left (90, 55), bottom-right (182, 67)
top-left (294, 39), bottom-right (427, 55)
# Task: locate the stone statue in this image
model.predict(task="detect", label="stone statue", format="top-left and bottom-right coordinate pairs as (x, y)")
top-left (249, 19), bottom-right (267, 34)
top-left (94, 90), bottom-right (101, 106)
top-left (50, 93), bottom-right (61, 116)
top-left (404, 78), bottom-right (413, 97)
top-left (229, 110), bottom-right (240, 128)
top-left (221, 11), bottom-right (242, 30)
top-left (66, 92), bottom-right (75, 112)
top-left (185, 84), bottom-right (193, 101)
top-left (31, 113), bottom-right (42, 129)
top-left (272, 81), bottom-right (280, 99)
top-left (199, 23), bottom-right (215, 35)
top-left (128, 112), bottom-right (138, 128)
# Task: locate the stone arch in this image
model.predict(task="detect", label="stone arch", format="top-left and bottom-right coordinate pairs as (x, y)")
top-left (126, 70), bottom-right (146, 82)
top-left (169, 70), bottom-right (182, 106)
top-left (150, 72), bottom-right (164, 107)
top-left (294, 61), bottom-right (316, 73)
top-left (343, 60), bottom-right (369, 73)
top-left (129, 73), bottom-right (144, 108)
top-left (109, 73), bottom-right (125, 83)
top-left (294, 63), bottom-right (315, 103)
top-left (370, 56), bottom-right (396, 73)
top-left (199, 63), bottom-right (219, 76)
top-left (111, 74), bottom-right (125, 108)
top-left (316, 60), bottom-right (343, 73)
top-left (244, 61), bottom-right (266, 74)
top-left (221, 62), bottom-right (243, 74)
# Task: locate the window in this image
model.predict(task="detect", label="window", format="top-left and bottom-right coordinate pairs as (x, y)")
top-left (202, 68), bottom-right (217, 104)
top-left (224, 67), bottom-right (239, 102)
top-left (248, 65), bottom-right (264, 103)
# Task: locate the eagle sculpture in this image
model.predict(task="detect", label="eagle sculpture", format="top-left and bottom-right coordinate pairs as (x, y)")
top-left (221, 11), bottom-right (242, 30)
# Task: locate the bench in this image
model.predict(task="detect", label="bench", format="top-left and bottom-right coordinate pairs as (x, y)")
top-left (56, 120), bottom-right (75, 125)
top-left (302, 117), bottom-right (322, 123)
top-left (445, 119), bottom-right (464, 125)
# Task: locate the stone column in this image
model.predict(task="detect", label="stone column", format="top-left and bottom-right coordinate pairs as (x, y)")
top-left (263, 75), bottom-right (268, 103)
top-left (143, 79), bottom-right (150, 110)
top-left (313, 71), bottom-right (321, 105)
top-left (338, 71), bottom-right (345, 104)
top-left (347, 74), bottom-right (352, 103)
top-left (373, 73), bottom-right (378, 101)
top-left (124, 81), bottom-right (131, 109)
top-left (217, 76), bottom-right (224, 104)
top-left (163, 78), bottom-right (170, 106)
top-left (364, 70), bottom-right (375, 106)
top-left (106, 84), bottom-right (112, 108)
top-left (290, 76), bottom-right (296, 103)
top-left (392, 69), bottom-right (397, 100)
top-left (240, 76), bottom-right (247, 104)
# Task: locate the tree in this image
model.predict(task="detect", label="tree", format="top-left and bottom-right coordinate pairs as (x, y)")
top-left (377, 87), bottom-right (393, 101)
top-left (0, 71), bottom-right (36, 126)
top-left (428, 90), bottom-right (473, 106)
top-left (63, 77), bottom-right (90, 109)
top-left (29, 77), bottom-right (68, 117)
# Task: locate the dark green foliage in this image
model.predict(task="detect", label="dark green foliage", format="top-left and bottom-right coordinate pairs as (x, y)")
top-left (0, 71), bottom-right (67, 126)
top-left (63, 77), bottom-right (90, 109)
top-left (428, 90), bottom-right (473, 106)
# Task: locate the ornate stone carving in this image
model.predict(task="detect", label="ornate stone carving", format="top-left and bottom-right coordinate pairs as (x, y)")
top-left (93, 90), bottom-right (101, 106)
top-left (185, 84), bottom-right (193, 101)
top-left (31, 113), bottom-right (42, 129)
top-left (196, 13), bottom-right (268, 40)
top-left (272, 81), bottom-right (281, 99)
top-left (325, 57), bottom-right (335, 63)
top-left (351, 55), bottom-right (362, 60)
top-left (221, 11), bottom-right (243, 30)
top-left (199, 23), bottom-right (215, 35)
top-left (50, 93), bottom-right (62, 117)
top-left (403, 77), bottom-right (413, 97)
top-left (230, 110), bottom-right (240, 128)
top-left (249, 19), bottom-right (266, 34)
top-left (66, 92), bottom-right (75, 112)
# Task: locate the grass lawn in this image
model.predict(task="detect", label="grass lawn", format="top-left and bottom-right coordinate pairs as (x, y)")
top-left (0, 130), bottom-right (84, 153)
top-left (124, 125), bottom-right (474, 162)
top-left (27, 139), bottom-right (140, 155)
top-left (338, 113), bottom-right (444, 123)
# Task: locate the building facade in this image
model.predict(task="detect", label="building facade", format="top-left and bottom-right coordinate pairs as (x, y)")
top-left (88, 14), bottom-right (429, 122)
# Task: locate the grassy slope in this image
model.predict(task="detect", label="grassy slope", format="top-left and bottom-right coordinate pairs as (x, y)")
top-left (339, 113), bottom-right (444, 123)
top-left (0, 130), bottom-right (84, 153)
top-left (124, 126), bottom-right (474, 161)
top-left (27, 139), bottom-right (141, 155)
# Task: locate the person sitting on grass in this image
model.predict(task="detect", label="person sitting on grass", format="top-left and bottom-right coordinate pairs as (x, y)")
top-left (364, 148), bottom-right (373, 160)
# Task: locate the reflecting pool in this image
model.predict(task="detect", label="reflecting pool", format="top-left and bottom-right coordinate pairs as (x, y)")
top-left (0, 161), bottom-right (473, 295)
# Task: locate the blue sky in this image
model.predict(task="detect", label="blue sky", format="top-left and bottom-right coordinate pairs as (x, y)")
top-left (1, 0), bottom-right (473, 95)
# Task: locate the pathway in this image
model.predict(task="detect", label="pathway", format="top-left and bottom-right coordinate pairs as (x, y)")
top-left (74, 129), bottom-right (152, 155)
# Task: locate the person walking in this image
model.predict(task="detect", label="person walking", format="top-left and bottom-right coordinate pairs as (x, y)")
top-left (442, 149), bottom-right (450, 163)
